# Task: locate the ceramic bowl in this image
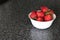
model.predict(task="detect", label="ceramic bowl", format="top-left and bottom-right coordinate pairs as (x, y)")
top-left (28, 12), bottom-right (56, 29)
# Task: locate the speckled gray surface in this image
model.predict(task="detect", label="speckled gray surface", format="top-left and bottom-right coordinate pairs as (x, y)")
top-left (0, 0), bottom-right (60, 40)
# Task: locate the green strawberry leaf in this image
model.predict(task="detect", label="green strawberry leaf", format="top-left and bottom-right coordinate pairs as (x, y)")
top-left (45, 12), bottom-right (50, 15)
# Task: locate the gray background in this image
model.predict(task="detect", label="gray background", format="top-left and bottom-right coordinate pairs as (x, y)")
top-left (0, 0), bottom-right (60, 40)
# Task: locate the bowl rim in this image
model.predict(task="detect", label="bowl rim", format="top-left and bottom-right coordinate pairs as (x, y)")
top-left (28, 12), bottom-right (56, 22)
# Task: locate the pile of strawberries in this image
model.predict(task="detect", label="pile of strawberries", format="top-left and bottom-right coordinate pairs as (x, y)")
top-left (30, 6), bottom-right (54, 21)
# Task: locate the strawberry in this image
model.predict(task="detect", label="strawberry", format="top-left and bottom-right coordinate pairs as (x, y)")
top-left (44, 14), bottom-right (52, 21)
top-left (30, 11), bottom-right (37, 19)
top-left (36, 11), bottom-right (44, 17)
top-left (49, 10), bottom-right (54, 14)
top-left (37, 17), bottom-right (43, 21)
top-left (40, 6), bottom-right (48, 12)
top-left (45, 9), bottom-right (54, 15)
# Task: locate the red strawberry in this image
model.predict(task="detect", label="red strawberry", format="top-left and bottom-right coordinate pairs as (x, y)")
top-left (37, 17), bottom-right (43, 21)
top-left (49, 10), bottom-right (54, 14)
top-left (45, 9), bottom-right (54, 15)
top-left (30, 11), bottom-right (37, 19)
top-left (37, 11), bottom-right (44, 17)
top-left (40, 6), bottom-right (48, 12)
top-left (44, 14), bottom-right (52, 21)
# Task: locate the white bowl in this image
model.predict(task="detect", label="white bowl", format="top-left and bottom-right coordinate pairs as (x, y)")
top-left (28, 12), bottom-right (56, 29)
